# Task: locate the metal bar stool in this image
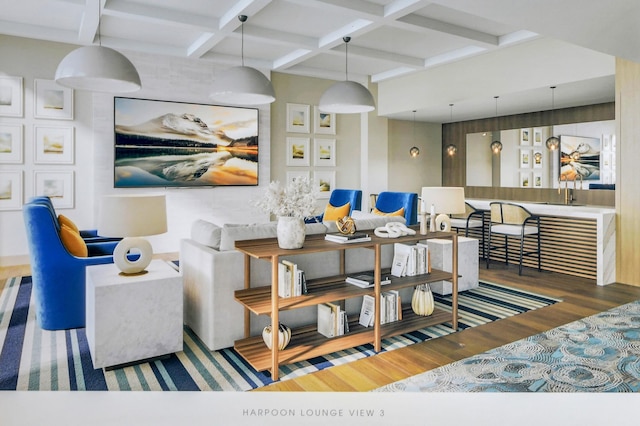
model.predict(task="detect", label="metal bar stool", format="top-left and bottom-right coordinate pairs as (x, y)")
top-left (450, 202), bottom-right (486, 258)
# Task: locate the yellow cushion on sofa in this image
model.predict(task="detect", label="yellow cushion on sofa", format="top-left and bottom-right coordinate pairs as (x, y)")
top-left (58, 214), bottom-right (79, 233)
top-left (324, 202), bottom-right (351, 221)
top-left (60, 224), bottom-right (88, 257)
top-left (372, 207), bottom-right (405, 218)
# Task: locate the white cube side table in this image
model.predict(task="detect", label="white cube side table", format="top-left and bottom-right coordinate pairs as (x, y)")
top-left (427, 237), bottom-right (479, 295)
top-left (86, 259), bottom-right (183, 369)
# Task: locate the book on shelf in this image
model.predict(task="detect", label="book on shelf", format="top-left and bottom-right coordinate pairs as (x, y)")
top-left (359, 292), bottom-right (402, 327)
top-left (317, 303), bottom-right (335, 337)
top-left (325, 232), bottom-right (371, 244)
top-left (345, 271), bottom-right (391, 288)
top-left (359, 295), bottom-right (375, 327)
top-left (391, 242), bottom-right (430, 277)
top-left (278, 260), bottom-right (307, 298)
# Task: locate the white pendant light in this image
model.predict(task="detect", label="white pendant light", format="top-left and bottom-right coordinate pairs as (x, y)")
top-left (54, 4), bottom-right (141, 93)
top-left (546, 86), bottom-right (560, 150)
top-left (319, 37), bottom-right (375, 114)
top-left (210, 15), bottom-right (275, 105)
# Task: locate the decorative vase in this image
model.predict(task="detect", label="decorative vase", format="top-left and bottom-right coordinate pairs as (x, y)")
top-left (411, 283), bottom-right (435, 316)
top-left (277, 216), bottom-right (306, 249)
top-left (262, 323), bottom-right (292, 350)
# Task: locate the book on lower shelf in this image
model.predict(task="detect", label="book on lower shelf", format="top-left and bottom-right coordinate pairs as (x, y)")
top-left (318, 301), bottom-right (346, 337)
top-left (358, 292), bottom-right (402, 327)
top-left (345, 271), bottom-right (392, 288)
top-left (325, 232), bottom-right (371, 244)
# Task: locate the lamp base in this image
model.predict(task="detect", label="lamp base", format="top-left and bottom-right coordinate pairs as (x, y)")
top-left (113, 237), bottom-right (153, 275)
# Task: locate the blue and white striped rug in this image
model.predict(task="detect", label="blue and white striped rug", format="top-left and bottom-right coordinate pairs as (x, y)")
top-left (0, 275), bottom-right (559, 391)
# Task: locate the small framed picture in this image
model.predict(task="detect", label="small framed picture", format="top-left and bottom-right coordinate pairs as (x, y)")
top-left (0, 76), bottom-right (23, 117)
top-left (519, 172), bottom-right (531, 188)
top-left (0, 171), bottom-right (23, 211)
top-left (286, 103), bottom-right (310, 133)
top-left (0, 124), bottom-right (23, 164)
top-left (34, 171), bottom-right (75, 209)
top-left (520, 128), bottom-right (531, 145)
top-left (34, 79), bottom-right (74, 120)
top-left (286, 170), bottom-right (310, 186)
top-left (519, 149), bottom-right (531, 168)
top-left (285, 137), bottom-right (310, 166)
top-left (314, 170), bottom-right (335, 199)
top-left (602, 134), bottom-right (611, 151)
top-left (533, 172), bottom-right (542, 188)
top-left (314, 106), bottom-right (336, 135)
top-left (314, 138), bottom-right (336, 167)
top-left (533, 128), bottom-right (543, 146)
top-left (533, 151), bottom-right (543, 169)
top-left (34, 125), bottom-right (75, 164)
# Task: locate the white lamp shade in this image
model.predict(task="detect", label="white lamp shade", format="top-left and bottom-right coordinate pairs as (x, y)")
top-left (421, 187), bottom-right (466, 215)
top-left (55, 46), bottom-right (141, 93)
top-left (98, 194), bottom-right (167, 238)
top-left (209, 66), bottom-right (275, 105)
top-left (319, 80), bottom-right (376, 114)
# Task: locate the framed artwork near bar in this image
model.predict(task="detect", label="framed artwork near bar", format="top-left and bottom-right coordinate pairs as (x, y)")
top-left (0, 76), bottom-right (23, 117)
top-left (314, 170), bottom-right (335, 199)
top-left (285, 137), bottom-right (310, 166)
top-left (533, 171), bottom-right (542, 188)
top-left (313, 106), bottom-right (336, 135)
top-left (34, 170), bottom-right (74, 209)
top-left (519, 149), bottom-right (531, 168)
top-left (533, 128), bottom-right (543, 146)
top-left (0, 124), bottom-right (23, 164)
top-left (0, 171), bottom-right (23, 211)
top-left (533, 150), bottom-right (543, 169)
top-left (34, 125), bottom-right (75, 164)
top-left (520, 128), bottom-right (531, 145)
top-left (286, 103), bottom-right (310, 133)
top-left (34, 79), bottom-right (74, 120)
top-left (286, 170), bottom-right (310, 186)
top-left (314, 138), bottom-right (336, 167)
top-left (519, 171), bottom-right (531, 188)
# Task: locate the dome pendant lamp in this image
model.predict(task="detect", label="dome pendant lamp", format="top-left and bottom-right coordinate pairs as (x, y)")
top-left (55, 3), bottom-right (141, 93)
top-left (210, 15), bottom-right (275, 105)
top-left (319, 37), bottom-right (375, 114)
top-left (490, 96), bottom-right (503, 154)
top-left (545, 86), bottom-right (560, 150)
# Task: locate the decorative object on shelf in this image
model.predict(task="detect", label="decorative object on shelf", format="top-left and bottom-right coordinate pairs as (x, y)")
top-left (98, 194), bottom-right (167, 274)
top-left (435, 214), bottom-right (452, 232)
top-left (252, 176), bottom-right (318, 249)
top-left (421, 187), bottom-right (466, 232)
top-left (262, 323), bottom-right (291, 350)
top-left (373, 222), bottom-right (416, 238)
top-left (336, 216), bottom-right (356, 234)
top-left (209, 15), bottom-right (275, 105)
top-left (318, 36), bottom-right (375, 114)
top-left (545, 86), bottom-right (560, 150)
top-left (411, 283), bottom-right (435, 316)
top-left (419, 212), bottom-right (428, 235)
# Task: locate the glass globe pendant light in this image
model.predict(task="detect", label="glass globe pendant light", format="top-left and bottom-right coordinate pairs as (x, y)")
top-left (445, 103), bottom-right (457, 156)
top-left (409, 110), bottom-right (420, 157)
top-left (490, 96), bottom-right (503, 153)
top-left (545, 86), bottom-right (560, 150)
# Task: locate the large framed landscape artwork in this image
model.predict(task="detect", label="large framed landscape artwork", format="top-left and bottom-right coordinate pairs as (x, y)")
top-left (113, 97), bottom-right (259, 188)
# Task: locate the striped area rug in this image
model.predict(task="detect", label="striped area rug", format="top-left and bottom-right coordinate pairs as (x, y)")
top-left (0, 276), bottom-right (559, 391)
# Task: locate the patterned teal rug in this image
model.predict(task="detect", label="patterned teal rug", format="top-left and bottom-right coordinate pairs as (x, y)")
top-left (0, 274), bottom-right (559, 391)
top-left (374, 300), bottom-right (640, 392)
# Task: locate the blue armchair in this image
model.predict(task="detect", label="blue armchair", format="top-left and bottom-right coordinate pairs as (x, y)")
top-left (374, 191), bottom-right (419, 225)
top-left (306, 189), bottom-right (362, 222)
top-left (23, 201), bottom-right (116, 330)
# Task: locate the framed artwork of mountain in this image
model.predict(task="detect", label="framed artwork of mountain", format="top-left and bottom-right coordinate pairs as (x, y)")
top-left (113, 97), bottom-right (259, 188)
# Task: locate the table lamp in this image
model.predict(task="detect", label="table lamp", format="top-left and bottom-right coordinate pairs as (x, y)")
top-left (420, 187), bottom-right (465, 232)
top-left (98, 194), bottom-right (167, 275)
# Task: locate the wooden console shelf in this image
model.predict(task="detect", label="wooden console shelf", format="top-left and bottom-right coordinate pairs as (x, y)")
top-left (234, 229), bottom-right (459, 380)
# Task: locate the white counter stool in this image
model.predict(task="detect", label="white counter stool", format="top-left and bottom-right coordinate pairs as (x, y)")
top-left (486, 202), bottom-right (540, 275)
top-left (450, 202), bottom-right (485, 258)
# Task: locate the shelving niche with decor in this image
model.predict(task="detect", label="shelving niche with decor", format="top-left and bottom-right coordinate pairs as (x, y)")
top-left (233, 229), bottom-right (459, 381)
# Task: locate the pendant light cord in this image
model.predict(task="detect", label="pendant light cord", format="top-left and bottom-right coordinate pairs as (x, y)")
top-left (343, 36), bottom-right (351, 81)
top-left (238, 15), bottom-right (248, 67)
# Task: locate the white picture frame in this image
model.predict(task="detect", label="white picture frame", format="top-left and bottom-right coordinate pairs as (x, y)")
top-left (0, 171), bottom-right (23, 211)
top-left (314, 138), bottom-right (336, 167)
top-left (519, 149), bottom-right (531, 168)
top-left (0, 76), bottom-right (23, 117)
top-left (520, 128), bottom-right (531, 145)
top-left (34, 79), bottom-right (74, 120)
top-left (286, 103), bottom-right (310, 133)
top-left (533, 150), bottom-right (543, 169)
top-left (313, 106), bottom-right (336, 135)
top-left (519, 171), bottom-right (531, 188)
top-left (533, 171), bottom-right (542, 188)
top-left (314, 170), bottom-right (335, 199)
top-left (0, 124), bottom-right (24, 164)
top-left (34, 125), bottom-right (75, 164)
top-left (285, 137), bottom-right (310, 166)
top-left (286, 170), bottom-right (310, 186)
top-left (533, 128), bottom-right (543, 146)
top-left (34, 170), bottom-right (74, 209)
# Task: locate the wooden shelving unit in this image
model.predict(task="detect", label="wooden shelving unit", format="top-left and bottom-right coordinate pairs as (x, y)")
top-left (234, 229), bottom-right (459, 380)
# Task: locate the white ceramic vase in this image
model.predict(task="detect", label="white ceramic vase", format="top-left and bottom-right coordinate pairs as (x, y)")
top-left (262, 323), bottom-right (292, 350)
top-left (277, 216), bottom-right (306, 249)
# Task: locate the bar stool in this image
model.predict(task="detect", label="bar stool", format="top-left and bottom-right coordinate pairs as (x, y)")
top-left (486, 202), bottom-right (541, 275)
top-left (450, 202), bottom-right (486, 258)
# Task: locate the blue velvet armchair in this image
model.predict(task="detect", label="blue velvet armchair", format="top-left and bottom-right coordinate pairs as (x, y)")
top-left (23, 201), bottom-right (116, 330)
top-left (306, 189), bottom-right (362, 222)
top-left (374, 191), bottom-right (419, 225)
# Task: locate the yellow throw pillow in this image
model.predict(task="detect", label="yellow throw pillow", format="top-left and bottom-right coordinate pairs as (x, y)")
top-left (324, 202), bottom-right (351, 221)
top-left (372, 206), bottom-right (405, 218)
top-left (60, 224), bottom-right (88, 257)
top-left (58, 214), bottom-right (79, 233)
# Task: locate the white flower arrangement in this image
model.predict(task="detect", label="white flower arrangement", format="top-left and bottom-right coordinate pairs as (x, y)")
top-left (253, 176), bottom-right (319, 219)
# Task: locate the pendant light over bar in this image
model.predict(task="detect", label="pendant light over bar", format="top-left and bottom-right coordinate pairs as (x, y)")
top-left (490, 96), bottom-right (503, 153)
top-left (545, 86), bottom-right (560, 150)
top-left (445, 103), bottom-right (457, 156)
top-left (409, 110), bottom-right (419, 157)
top-left (209, 15), bottom-right (276, 105)
top-left (318, 37), bottom-right (376, 114)
top-left (54, 2), bottom-right (141, 93)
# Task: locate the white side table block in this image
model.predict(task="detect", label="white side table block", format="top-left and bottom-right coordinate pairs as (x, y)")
top-left (86, 259), bottom-right (183, 369)
top-left (427, 237), bottom-right (479, 295)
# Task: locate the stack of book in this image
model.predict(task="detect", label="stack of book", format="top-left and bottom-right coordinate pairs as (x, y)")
top-left (345, 271), bottom-right (392, 288)
top-left (317, 302), bottom-right (349, 337)
top-left (358, 291), bottom-right (402, 327)
top-left (390, 242), bottom-right (430, 277)
top-left (324, 232), bottom-right (371, 244)
top-left (278, 260), bottom-right (308, 298)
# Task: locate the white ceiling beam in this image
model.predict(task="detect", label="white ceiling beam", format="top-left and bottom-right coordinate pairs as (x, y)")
top-left (346, 44), bottom-right (425, 67)
top-left (104, 0), bottom-right (217, 30)
top-left (284, 0), bottom-right (384, 19)
top-left (0, 20), bottom-right (79, 45)
top-left (77, 0), bottom-right (100, 44)
top-left (396, 13), bottom-right (498, 46)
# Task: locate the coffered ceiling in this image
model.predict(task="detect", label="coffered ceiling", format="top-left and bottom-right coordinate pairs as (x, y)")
top-left (1, 0), bottom-right (635, 122)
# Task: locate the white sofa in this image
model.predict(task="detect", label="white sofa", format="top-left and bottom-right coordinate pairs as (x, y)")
top-left (180, 214), bottom-right (406, 351)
